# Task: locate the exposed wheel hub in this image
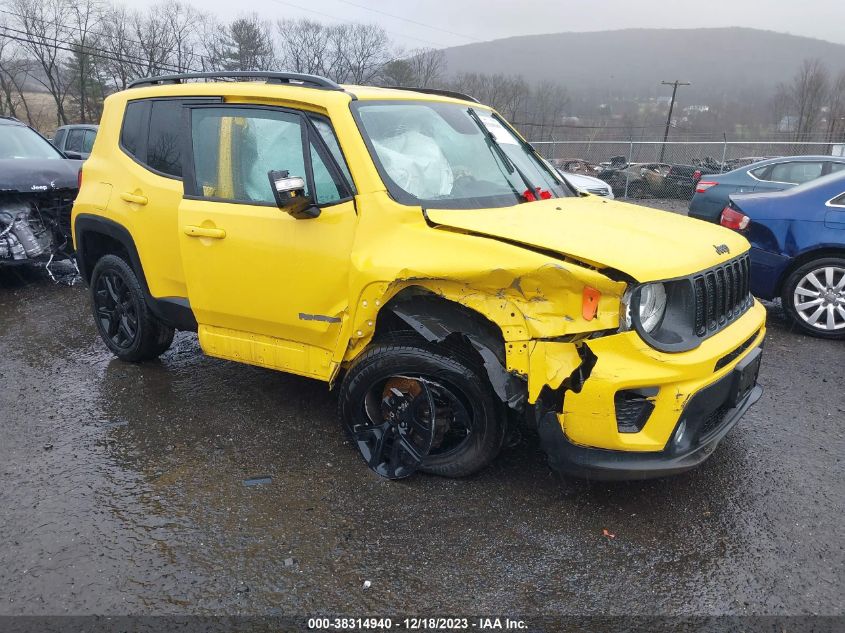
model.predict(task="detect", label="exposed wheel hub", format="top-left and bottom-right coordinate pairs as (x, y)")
top-left (347, 374), bottom-right (474, 479)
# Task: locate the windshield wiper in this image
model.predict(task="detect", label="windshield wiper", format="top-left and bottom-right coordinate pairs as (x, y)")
top-left (467, 108), bottom-right (539, 201)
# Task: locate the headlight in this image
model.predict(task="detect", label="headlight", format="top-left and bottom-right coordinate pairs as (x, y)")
top-left (624, 279), bottom-right (699, 353)
top-left (638, 283), bottom-right (667, 332)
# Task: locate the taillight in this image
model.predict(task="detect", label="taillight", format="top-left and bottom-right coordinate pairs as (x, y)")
top-left (693, 169), bottom-right (701, 182)
top-left (720, 207), bottom-right (750, 230)
top-left (77, 167), bottom-right (83, 189)
top-left (696, 180), bottom-right (717, 193)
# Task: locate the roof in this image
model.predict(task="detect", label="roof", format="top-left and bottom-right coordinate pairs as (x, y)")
top-left (0, 115), bottom-right (23, 126)
top-left (115, 76), bottom-right (483, 109)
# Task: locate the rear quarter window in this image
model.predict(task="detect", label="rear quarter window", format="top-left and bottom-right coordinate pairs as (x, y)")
top-left (147, 100), bottom-right (184, 178)
top-left (120, 101), bottom-right (148, 159)
top-left (119, 97), bottom-right (221, 179)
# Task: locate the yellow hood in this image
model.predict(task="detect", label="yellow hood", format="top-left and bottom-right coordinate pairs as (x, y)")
top-left (425, 196), bottom-right (749, 282)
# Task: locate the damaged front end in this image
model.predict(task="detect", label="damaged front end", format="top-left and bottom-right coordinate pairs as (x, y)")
top-left (0, 192), bottom-right (76, 267)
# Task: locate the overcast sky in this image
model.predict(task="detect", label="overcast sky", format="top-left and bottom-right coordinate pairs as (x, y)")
top-left (134, 0), bottom-right (845, 48)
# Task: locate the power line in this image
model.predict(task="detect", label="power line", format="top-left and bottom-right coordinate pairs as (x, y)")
top-left (330, 0), bottom-right (479, 43)
top-left (659, 79), bottom-right (690, 162)
top-left (0, 7), bottom-right (214, 69)
top-left (0, 24), bottom-right (198, 75)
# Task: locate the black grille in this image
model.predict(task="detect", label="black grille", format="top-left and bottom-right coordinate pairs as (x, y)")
top-left (693, 254), bottom-right (752, 338)
top-left (715, 329), bottom-right (761, 371)
top-left (698, 404), bottom-right (731, 439)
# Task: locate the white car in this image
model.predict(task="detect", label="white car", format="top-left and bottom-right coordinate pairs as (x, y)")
top-left (560, 171), bottom-right (614, 199)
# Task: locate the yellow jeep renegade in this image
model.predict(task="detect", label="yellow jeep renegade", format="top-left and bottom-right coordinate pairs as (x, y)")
top-left (72, 72), bottom-right (765, 480)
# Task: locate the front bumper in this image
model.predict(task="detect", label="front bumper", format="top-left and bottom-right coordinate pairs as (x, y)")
top-left (538, 368), bottom-right (762, 481)
top-left (532, 301), bottom-right (767, 480)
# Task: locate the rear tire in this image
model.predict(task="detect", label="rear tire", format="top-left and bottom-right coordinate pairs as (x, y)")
top-left (338, 336), bottom-right (506, 478)
top-left (90, 254), bottom-right (175, 361)
top-left (781, 256), bottom-right (845, 339)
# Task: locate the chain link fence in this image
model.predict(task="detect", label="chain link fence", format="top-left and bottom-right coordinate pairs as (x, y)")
top-left (532, 140), bottom-right (845, 200)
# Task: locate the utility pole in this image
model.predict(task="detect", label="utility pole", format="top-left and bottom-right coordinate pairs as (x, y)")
top-left (659, 80), bottom-right (690, 163)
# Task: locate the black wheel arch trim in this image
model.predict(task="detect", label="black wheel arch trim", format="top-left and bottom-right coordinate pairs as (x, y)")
top-left (382, 291), bottom-right (526, 412)
top-left (74, 214), bottom-right (197, 331)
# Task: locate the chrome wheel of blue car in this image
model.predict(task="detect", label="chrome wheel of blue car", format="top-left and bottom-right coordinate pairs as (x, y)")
top-left (783, 258), bottom-right (845, 339)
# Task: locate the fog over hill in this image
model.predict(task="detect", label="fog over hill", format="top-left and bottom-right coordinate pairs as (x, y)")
top-left (441, 28), bottom-right (845, 102)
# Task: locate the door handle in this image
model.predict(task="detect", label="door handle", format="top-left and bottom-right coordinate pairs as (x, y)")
top-left (120, 191), bottom-right (148, 205)
top-left (183, 225), bottom-right (226, 239)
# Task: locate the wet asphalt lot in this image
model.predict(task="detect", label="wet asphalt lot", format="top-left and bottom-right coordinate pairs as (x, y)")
top-left (0, 261), bottom-right (843, 619)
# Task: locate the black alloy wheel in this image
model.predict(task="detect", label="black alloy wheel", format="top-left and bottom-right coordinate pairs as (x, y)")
top-left (94, 270), bottom-right (138, 350)
top-left (338, 337), bottom-right (506, 479)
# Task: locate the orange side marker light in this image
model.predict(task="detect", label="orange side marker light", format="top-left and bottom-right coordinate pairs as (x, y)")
top-left (582, 287), bottom-right (601, 321)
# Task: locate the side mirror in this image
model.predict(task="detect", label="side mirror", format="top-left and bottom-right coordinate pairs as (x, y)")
top-left (268, 170), bottom-right (320, 219)
top-left (64, 151), bottom-right (83, 160)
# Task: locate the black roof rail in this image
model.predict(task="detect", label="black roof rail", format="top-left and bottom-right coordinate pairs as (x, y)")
top-left (381, 86), bottom-right (480, 104)
top-left (128, 71), bottom-right (344, 91)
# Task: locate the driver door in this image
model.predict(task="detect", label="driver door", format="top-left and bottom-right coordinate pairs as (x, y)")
top-left (177, 104), bottom-right (357, 380)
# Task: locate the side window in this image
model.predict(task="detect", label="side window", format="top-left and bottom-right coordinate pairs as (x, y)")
top-left (769, 161), bottom-right (824, 184)
top-left (310, 117), bottom-right (353, 188)
top-left (53, 128), bottom-right (66, 150)
top-left (147, 100), bottom-right (184, 177)
top-left (750, 165), bottom-right (769, 180)
top-left (189, 107), bottom-right (350, 206)
top-left (120, 100), bottom-right (147, 159)
top-left (82, 129), bottom-right (96, 154)
top-left (65, 129), bottom-right (84, 153)
top-left (831, 192), bottom-right (845, 207)
top-left (828, 162), bottom-right (845, 174)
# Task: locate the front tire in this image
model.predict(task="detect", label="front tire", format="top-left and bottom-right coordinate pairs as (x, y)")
top-left (781, 257), bottom-right (845, 339)
top-left (338, 337), bottom-right (506, 479)
top-left (90, 254), bottom-right (175, 361)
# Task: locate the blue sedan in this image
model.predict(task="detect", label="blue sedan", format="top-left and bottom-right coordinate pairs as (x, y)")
top-left (720, 171), bottom-right (845, 339)
top-left (689, 155), bottom-right (845, 223)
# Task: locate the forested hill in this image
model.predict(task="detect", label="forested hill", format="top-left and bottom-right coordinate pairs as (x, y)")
top-left (442, 28), bottom-right (845, 100)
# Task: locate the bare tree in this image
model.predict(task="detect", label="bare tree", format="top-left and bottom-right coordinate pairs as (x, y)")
top-left (526, 81), bottom-right (569, 142)
top-left (790, 58), bottom-right (829, 141)
top-left (825, 70), bottom-right (845, 143)
top-left (134, 6), bottom-right (177, 76)
top-left (98, 4), bottom-right (140, 89)
top-left (408, 48), bottom-right (444, 88)
top-left (770, 82), bottom-right (792, 130)
top-left (165, 1), bottom-right (203, 73)
top-left (65, 0), bottom-right (102, 122)
top-left (8, 0), bottom-right (74, 125)
top-left (0, 16), bottom-right (35, 120)
top-left (276, 18), bottom-right (331, 76)
top-left (380, 47), bottom-right (445, 88)
top-left (332, 23), bottom-right (390, 84)
top-left (197, 14), bottom-right (228, 72)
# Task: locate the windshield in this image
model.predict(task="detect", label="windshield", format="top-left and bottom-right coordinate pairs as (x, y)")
top-left (354, 101), bottom-right (571, 209)
top-left (0, 124), bottom-right (63, 160)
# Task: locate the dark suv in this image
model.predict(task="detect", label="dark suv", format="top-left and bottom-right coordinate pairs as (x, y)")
top-left (52, 124), bottom-right (98, 160)
top-left (0, 116), bottom-right (81, 265)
